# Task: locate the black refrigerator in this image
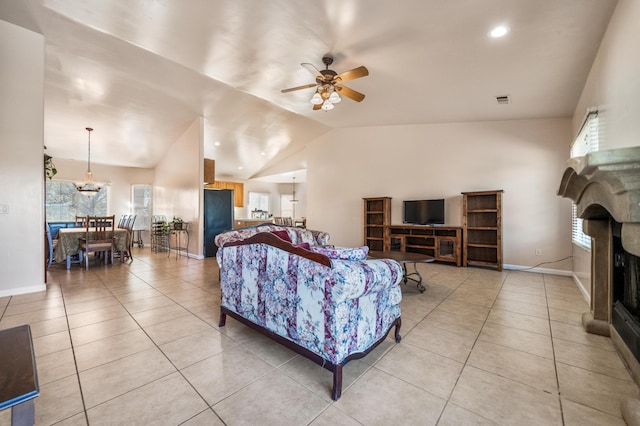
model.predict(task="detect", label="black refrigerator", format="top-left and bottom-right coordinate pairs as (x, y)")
top-left (203, 189), bottom-right (234, 257)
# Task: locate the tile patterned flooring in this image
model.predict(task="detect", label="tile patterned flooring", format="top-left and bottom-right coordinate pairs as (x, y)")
top-left (1, 249), bottom-right (639, 425)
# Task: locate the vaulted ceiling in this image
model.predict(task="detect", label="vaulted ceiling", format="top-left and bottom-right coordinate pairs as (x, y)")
top-left (0, 0), bottom-right (617, 181)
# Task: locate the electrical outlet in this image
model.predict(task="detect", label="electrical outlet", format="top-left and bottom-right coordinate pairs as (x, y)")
top-left (0, 204), bottom-right (8, 214)
top-left (535, 248), bottom-right (542, 256)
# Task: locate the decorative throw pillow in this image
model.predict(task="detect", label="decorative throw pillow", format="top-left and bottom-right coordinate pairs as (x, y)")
top-left (311, 246), bottom-right (369, 261)
top-left (294, 242), bottom-right (311, 250)
top-left (270, 230), bottom-right (292, 243)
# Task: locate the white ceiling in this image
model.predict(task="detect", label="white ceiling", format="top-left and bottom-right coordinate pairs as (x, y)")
top-left (0, 0), bottom-right (617, 181)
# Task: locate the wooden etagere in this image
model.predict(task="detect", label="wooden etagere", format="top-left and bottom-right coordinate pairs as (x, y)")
top-left (462, 190), bottom-right (503, 270)
top-left (363, 197), bottom-right (391, 251)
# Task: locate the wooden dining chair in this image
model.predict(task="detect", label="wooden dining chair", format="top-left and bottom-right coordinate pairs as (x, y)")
top-left (274, 217), bottom-right (293, 226)
top-left (78, 215), bottom-right (115, 269)
top-left (118, 214), bottom-right (129, 229)
top-left (75, 215), bottom-right (88, 228)
top-left (115, 215), bottom-right (136, 262)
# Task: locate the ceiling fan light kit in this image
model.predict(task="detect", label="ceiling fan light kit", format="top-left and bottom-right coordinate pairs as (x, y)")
top-left (282, 55), bottom-right (368, 111)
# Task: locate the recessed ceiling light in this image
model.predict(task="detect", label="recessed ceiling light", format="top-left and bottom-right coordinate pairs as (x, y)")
top-left (260, 152), bottom-right (266, 156)
top-left (237, 166), bottom-right (243, 170)
top-left (214, 141), bottom-right (221, 146)
top-left (489, 25), bottom-right (510, 38)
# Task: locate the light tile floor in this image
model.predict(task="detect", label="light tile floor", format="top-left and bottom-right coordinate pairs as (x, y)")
top-left (1, 249), bottom-right (639, 425)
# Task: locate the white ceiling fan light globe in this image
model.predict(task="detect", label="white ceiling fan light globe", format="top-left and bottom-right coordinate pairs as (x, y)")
top-left (310, 92), bottom-right (323, 105)
top-left (329, 91), bottom-right (341, 103)
top-left (321, 101), bottom-right (334, 111)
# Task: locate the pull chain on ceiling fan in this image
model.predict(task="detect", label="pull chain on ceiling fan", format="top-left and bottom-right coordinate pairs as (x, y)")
top-left (281, 55), bottom-right (369, 111)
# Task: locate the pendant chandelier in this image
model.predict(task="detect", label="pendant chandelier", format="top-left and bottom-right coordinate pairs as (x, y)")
top-left (291, 177), bottom-right (299, 219)
top-left (76, 127), bottom-right (101, 196)
top-left (291, 177), bottom-right (299, 204)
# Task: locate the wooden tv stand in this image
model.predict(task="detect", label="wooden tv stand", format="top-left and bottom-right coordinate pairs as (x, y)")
top-left (384, 225), bottom-right (462, 266)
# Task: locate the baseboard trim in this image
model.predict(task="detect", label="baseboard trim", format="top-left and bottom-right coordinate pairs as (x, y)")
top-left (0, 284), bottom-right (46, 298)
top-left (502, 264), bottom-right (572, 276)
top-left (572, 272), bottom-right (591, 305)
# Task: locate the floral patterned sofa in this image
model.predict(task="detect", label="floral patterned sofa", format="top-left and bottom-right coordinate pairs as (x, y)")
top-left (215, 224), bottom-right (403, 400)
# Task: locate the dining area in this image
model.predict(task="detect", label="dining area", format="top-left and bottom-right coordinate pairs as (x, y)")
top-left (48, 215), bottom-right (135, 270)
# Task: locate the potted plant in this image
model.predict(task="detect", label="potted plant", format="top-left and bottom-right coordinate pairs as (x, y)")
top-left (172, 216), bottom-right (184, 230)
top-left (44, 146), bottom-right (57, 180)
top-left (161, 221), bottom-right (170, 234)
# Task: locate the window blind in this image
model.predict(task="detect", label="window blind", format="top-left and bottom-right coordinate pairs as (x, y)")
top-left (132, 184), bottom-right (151, 230)
top-left (570, 111), bottom-right (599, 250)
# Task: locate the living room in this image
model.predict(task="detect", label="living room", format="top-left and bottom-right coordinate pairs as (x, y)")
top-left (3, 0), bottom-right (635, 297)
top-left (2, 0), bottom-right (640, 423)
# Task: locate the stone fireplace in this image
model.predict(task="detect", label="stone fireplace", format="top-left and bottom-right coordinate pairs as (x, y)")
top-left (558, 146), bottom-right (640, 421)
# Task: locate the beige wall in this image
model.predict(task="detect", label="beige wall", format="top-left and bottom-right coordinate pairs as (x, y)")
top-left (0, 20), bottom-right (45, 296)
top-left (570, 0), bottom-right (640, 299)
top-left (155, 117), bottom-right (203, 257)
top-left (306, 118), bottom-right (573, 273)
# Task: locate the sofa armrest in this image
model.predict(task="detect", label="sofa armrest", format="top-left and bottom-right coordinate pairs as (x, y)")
top-left (329, 258), bottom-right (403, 302)
top-left (223, 232), bottom-right (332, 267)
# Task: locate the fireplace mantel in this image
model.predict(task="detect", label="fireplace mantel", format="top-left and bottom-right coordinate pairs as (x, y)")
top-left (558, 146), bottom-right (640, 423)
top-left (558, 146), bottom-right (640, 256)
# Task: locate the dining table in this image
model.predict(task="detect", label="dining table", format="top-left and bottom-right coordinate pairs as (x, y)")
top-left (54, 227), bottom-right (129, 268)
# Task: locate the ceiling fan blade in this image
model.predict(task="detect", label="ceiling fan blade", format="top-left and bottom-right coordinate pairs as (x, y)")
top-left (335, 85), bottom-right (366, 102)
top-left (281, 83), bottom-right (318, 93)
top-left (313, 103), bottom-right (322, 111)
top-left (301, 63), bottom-right (324, 80)
top-left (334, 66), bottom-right (369, 83)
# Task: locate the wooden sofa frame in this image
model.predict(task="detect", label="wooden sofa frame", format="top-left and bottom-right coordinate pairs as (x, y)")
top-left (219, 308), bottom-right (401, 401)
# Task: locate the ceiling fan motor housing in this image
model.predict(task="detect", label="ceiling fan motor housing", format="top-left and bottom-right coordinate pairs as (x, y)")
top-left (317, 69), bottom-right (337, 84)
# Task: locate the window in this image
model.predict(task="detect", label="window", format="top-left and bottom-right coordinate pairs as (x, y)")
top-left (570, 111), bottom-right (599, 250)
top-left (248, 192), bottom-right (270, 217)
top-left (132, 185), bottom-right (151, 230)
top-left (46, 181), bottom-right (108, 222)
top-left (280, 194), bottom-right (294, 218)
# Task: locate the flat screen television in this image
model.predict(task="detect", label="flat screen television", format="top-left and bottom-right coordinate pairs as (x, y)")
top-left (403, 199), bottom-right (445, 225)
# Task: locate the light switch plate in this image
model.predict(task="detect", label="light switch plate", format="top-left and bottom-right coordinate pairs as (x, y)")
top-left (0, 204), bottom-right (9, 214)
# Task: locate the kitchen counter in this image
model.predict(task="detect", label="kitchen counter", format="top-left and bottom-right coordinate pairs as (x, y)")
top-left (233, 218), bottom-right (273, 229)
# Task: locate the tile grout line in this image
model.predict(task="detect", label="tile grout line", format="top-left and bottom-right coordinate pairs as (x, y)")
top-left (99, 261), bottom-right (231, 424)
top-left (544, 273), bottom-right (566, 426)
top-left (55, 260), bottom-right (213, 423)
top-left (431, 268), bottom-right (509, 424)
top-left (58, 271), bottom-right (93, 426)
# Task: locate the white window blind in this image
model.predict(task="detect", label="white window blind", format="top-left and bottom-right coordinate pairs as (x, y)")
top-left (132, 185), bottom-right (151, 230)
top-left (570, 111), bottom-right (599, 250)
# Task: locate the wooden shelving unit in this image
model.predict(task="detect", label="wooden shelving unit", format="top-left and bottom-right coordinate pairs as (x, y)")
top-left (462, 190), bottom-right (503, 270)
top-left (363, 197), bottom-right (391, 251)
top-left (385, 225), bottom-right (462, 266)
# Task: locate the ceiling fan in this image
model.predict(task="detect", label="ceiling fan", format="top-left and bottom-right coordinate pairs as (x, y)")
top-left (281, 55), bottom-right (369, 111)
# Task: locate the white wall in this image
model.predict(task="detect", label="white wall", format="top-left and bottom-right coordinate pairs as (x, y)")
top-left (154, 117), bottom-right (203, 257)
top-left (0, 20), bottom-right (45, 296)
top-left (570, 0), bottom-right (640, 298)
top-left (307, 118), bottom-right (573, 272)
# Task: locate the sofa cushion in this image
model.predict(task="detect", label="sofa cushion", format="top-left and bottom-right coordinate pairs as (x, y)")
top-left (270, 230), bottom-right (292, 243)
top-left (311, 246), bottom-right (369, 261)
top-left (215, 224), bottom-right (330, 248)
top-left (294, 242), bottom-right (311, 250)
